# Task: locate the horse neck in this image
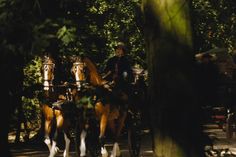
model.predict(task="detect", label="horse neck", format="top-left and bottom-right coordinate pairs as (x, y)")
top-left (83, 58), bottom-right (104, 86)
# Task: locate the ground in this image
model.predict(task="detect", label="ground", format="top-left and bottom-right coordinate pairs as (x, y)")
top-left (204, 123), bottom-right (236, 156)
top-left (10, 123), bottom-right (236, 157)
top-left (10, 129), bottom-right (153, 157)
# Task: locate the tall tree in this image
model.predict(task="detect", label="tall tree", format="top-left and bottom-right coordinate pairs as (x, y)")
top-left (142, 0), bottom-right (204, 156)
top-left (192, 0), bottom-right (236, 52)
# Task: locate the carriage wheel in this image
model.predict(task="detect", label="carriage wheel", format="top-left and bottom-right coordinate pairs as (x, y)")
top-left (127, 111), bottom-right (142, 157)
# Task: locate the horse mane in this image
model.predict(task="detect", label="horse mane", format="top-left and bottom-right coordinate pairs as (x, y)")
top-left (83, 57), bottom-right (105, 86)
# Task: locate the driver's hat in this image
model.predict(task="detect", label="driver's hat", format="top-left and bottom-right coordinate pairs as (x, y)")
top-left (114, 42), bottom-right (126, 52)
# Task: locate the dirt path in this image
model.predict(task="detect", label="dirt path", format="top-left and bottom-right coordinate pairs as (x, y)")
top-left (204, 123), bottom-right (236, 156)
top-left (10, 130), bottom-right (153, 157)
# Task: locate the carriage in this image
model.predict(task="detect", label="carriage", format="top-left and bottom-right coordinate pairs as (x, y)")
top-left (196, 48), bottom-right (236, 139)
top-left (41, 55), bottom-right (146, 157)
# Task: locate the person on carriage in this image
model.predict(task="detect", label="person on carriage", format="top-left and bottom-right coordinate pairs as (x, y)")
top-left (103, 42), bottom-right (135, 108)
top-left (104, 42), bottom-right (134, 85)
top-left (195, 53), bottom-right (219, 101)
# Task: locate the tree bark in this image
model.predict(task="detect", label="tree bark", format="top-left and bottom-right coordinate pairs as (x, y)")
top-left (0, 57), bottom-right (14, 157)
top-left (142, 0), bottom-right (204, 156)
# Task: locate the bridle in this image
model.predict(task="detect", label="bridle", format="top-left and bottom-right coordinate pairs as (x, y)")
top-left (71, 57), bottom-right (87, 90)
top-left (42, 56), bottom-right (55, 91)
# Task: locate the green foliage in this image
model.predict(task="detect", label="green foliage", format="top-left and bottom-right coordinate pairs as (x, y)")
top-left (0, 0), bottom-right (145, 66)
top-left (57, 26), bottom-right (77, 46)
top-left (22, 56), bottom-right (42, 130)
top-left (22, 96), bottom-right (41, 127)
top-left (75, 96), bottom-right (94, 109)
top-left (1, 0), bottom-right (145, 135)
top-left (23, 56), bottom-right (42, 87)
top-left (192, 0), bottom-right (236, 52)
top-left (2, 0), bottom-right (236, 140)
top-left (31, 19), bottom-right (59, 54)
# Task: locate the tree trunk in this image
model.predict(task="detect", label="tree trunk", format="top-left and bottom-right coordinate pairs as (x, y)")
top-left (0, 56), bottom-right (15, 157)
top-left (142, 0), bottom-right (204, 156)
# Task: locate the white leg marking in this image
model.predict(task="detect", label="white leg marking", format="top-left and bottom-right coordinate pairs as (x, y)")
top-left (44, 138), bottom-right (52, 151)
top-left (63, 133), bottom-right (71, 157)
top-left (80, 130), bottom-right (87, 157)
top-left (110, 142), bottom-right (120, 157)
top-left (49, 140), bottom-right (58, 157)
top-left (101, 146), bottom-right (108, 157)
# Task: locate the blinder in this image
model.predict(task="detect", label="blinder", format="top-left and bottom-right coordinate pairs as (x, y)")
top-left (42, 56), bottom-right (55, 91)
top-left (72, 57), bottom-right (88, 90)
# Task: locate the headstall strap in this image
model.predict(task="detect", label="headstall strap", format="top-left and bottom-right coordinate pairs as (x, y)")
top-left (41, 55), bottom-right (88, 92)
top-left (73, 60), bottom-right (87, 91)
top-left (42, 56), bottom-right (55, 91)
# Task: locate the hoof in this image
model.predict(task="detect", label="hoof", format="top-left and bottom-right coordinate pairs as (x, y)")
top-left (110, 142), bottom-right (121, 157)
top-left (101, 147), bottom-right (108, 157)
top-left (55, 146), bottom-right (59, 153)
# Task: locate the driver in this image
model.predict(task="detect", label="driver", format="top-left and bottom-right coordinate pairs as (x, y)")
top-left (103, 42), bottom-right (134, 106)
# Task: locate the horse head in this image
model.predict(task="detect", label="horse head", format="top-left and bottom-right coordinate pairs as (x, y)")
top-left (71, 56), bottom-right (88, 90)
top-left (42, 55), bottom-right (55, 91)
top-left (71, 56), bottom-right (105, 90)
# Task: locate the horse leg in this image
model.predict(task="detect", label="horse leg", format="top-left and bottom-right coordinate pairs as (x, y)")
top-left (44, 120), bottom-right (60, 155)
top-left (42, 105), bottom-right (53, 151)
top-left (100, 113), bottom-right (109, 157)
top-left (79, 129), bottom-right (87, 157)
top-left (110, 142), bottom-right (120, 157)
top-left (99, 105), bottom-right (110, 157)
top-left (63, 132), bottom-right (71, 157)
top-left (44, 119), bottom-right (52, 151)
top-left (49, 111), bottom-right (63, 157)
top-left (115, 111), bottom-right (127, 139)
top-left (110, 111), bottom-right (127, 157)
top-left (108, 120), bottom-right (120, 157)
top-left (49, 129), bottom-right (59, 157)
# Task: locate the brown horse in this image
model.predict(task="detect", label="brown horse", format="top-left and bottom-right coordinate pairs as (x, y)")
top-left (71, 56), bottom-right (138, 157)
top-left (41, 55), bottom-right (68, 157)
top-left (41, 55), bottom-right (80, 157)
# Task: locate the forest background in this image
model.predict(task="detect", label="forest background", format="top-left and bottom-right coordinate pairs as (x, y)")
top-left (0, 0), bottom-right (236, 152)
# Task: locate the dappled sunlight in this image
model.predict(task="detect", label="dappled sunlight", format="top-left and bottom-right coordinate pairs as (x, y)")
top-left (153, 133), bottom-right (186, 157)
top-left (143, 0), bottom-right (192, 46)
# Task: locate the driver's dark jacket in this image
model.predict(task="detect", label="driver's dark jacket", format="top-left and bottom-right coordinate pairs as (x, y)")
top-left (102, 55), bottom-right (134, 107)
top-left (104, 55), bottom-right (134, 84)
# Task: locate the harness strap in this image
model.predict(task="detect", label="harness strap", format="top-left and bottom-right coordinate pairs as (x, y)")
top-left (52, 100), bottom-right (66, 110)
